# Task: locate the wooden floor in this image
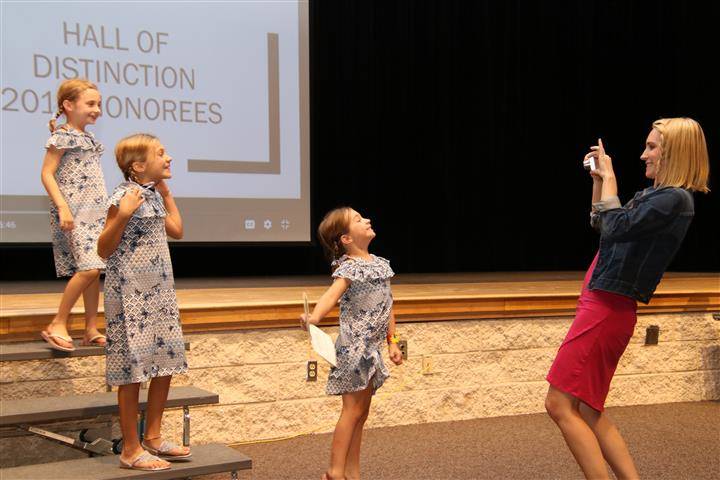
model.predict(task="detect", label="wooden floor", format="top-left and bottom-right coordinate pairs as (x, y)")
top-left (1, 272), bottom-right (718, 341)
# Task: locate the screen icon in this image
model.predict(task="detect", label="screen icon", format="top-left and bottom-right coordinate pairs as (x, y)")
top-left (245, 219), bottom-right (256, 230)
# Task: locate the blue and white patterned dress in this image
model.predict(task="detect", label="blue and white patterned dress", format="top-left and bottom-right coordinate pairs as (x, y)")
top-left (326, 254), bottom-right (395, 395)
top-left (46, 128), bottom-right (107, 277)
top-left (104, 181), bottom-right (187, 386)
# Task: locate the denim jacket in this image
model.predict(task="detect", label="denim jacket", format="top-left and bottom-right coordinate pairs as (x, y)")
top-left (589, 186), bottom-right (694, 304)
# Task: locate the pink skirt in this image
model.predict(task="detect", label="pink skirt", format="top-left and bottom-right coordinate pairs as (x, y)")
top-left (546, 253), bottom-right (637, 411)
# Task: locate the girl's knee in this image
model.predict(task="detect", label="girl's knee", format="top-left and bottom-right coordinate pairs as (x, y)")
top-left (149, 375), bottom-right (172, 386)
top-left (77, 269), bottom-right (100, 279)
top-left (343, 403), bottom-right (368, 421)
top-left (117, 382), bottom-right (141, 397)
top-left (118, 382), bottom-right (140, 390)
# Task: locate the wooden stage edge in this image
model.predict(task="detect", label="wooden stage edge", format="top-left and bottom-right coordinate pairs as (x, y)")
top-left (1, 272), bottom-right (718, 341)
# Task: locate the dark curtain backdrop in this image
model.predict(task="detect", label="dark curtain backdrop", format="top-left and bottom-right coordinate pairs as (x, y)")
top-left (2, 0), bottom-right (718, 280)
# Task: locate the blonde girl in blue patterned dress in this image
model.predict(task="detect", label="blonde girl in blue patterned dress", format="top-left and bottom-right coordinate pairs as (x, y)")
top-left (97, 134), bottom-right (189, 471)
top-left (40, 79), bottom-right (108, 352)
top-left (300, 207), bottom-right (403, 480)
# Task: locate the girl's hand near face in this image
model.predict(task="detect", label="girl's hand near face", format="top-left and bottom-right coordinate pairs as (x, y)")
top-left (155, 180), bottom-right (171, 197)
top-left (118, 188), bottom-right (145, 218)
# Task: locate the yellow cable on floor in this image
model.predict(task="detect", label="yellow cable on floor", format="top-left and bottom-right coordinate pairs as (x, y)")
top-left (228, 420), bottom-right (338, 446)
top-left (228, 343), bottom-right (413, 446)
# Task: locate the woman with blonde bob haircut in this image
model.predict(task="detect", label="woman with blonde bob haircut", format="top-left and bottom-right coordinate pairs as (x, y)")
top-left (651, 117), bottom-right (709, 192)
top-left (545, 117), bottom-right (709, 479)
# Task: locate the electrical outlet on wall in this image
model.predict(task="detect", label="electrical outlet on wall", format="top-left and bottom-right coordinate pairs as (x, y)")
top-left (645, 325), bottom-right (660, 345)
top-left (306, 360), bottom-right (317, 381)
top-left (398, 340), bottom-right (408, 360)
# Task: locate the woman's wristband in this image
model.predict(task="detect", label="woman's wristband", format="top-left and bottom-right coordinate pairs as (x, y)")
top-left (387, 333), bottom-right (400, 344)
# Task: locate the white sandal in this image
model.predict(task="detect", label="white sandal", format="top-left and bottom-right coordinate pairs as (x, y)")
top-left (141, 439), bottom-right (192, 460)
top-left (119, 451), bottom-right (171, 471)
top-left (40, 331), bottom-right (75, 352)
top-left (80, 333), bottom-right (106, 347)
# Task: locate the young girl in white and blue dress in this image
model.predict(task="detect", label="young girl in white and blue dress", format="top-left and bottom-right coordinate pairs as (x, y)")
top-left (40, 79), bottom-right (108, 352)
top-left (97, 133), bottom-right (190, 472)
top-left (300, 207), bottom-right (404, 480)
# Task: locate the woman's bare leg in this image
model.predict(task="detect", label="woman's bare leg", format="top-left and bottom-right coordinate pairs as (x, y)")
top-left (545, 385), bottom-right (610, 479)
top-left (578, 402), bottom-right (639, 479)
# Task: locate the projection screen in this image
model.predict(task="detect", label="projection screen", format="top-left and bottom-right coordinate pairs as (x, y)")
top-left (0, 0), bottom-right (310, 243)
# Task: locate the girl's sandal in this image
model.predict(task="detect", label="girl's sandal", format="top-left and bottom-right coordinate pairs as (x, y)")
top-left (40, 331), bottom-right (75, 352)
top-left (141, 439), bottom-right (192, 460)
top-left (119, 451), bottom-right (170, 471)
top-left (80, 334), bottom-right (107, 347)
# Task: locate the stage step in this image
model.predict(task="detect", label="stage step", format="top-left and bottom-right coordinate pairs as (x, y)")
top-left (0, 341), bottom-right (190, 362)
top-left (0, 386), bottom-right (218, 427)
top-left (0, 443), bottom-right (252, 479)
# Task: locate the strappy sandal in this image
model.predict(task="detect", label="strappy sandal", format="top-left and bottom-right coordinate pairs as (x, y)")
top-left (141, 439), bottom-right (192, 460)
top-left (40, 331), bottom-right (75, 352)
top-left (119, 451), bottom-right (170, 471)
top-left (80, 333), bottom-right (107, 347)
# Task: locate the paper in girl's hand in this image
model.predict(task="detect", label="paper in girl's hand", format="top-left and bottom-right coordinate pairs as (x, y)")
top-left (304, 292), bottom-right (337, 367)
top-left (308, 324), bottom-right (337, 367)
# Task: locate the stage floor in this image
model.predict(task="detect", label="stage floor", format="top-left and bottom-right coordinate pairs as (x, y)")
top-left (1, 271), bottom-right (718, 341)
